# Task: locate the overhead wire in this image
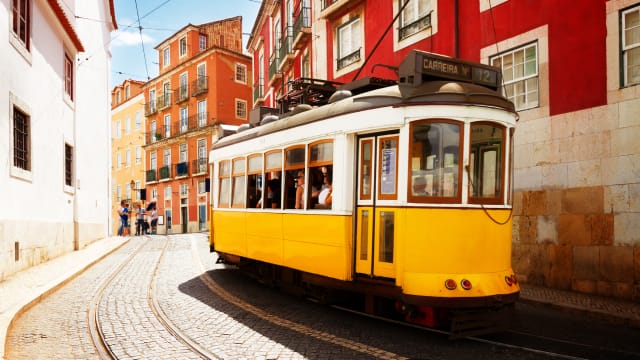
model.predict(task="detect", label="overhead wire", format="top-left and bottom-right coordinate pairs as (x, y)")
top-left (133, 0), bottom-right (151, 80)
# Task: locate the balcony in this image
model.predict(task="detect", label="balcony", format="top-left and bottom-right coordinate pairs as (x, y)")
top-left (268, 50), bottom-right (282, 87)
top-left (292, 4), bottom-right (311, 50)
top-left (145, 101), bottom-right (157, 116)
top-left (337, 48), bottom-right (361, 70)
top-left (175, 86), bottom-right (189, 104)
top-left (175, 162), bottom-right (189, 177)
top-left (192, 158), bottom-right (208, 175)
top-left (278, 29), bottom-right (295, 72)
top-left (157, 92), bottom-right (172, 110)
top-left (253, 79), bottom-right (265, 105)
top-left (146, 169), bottom-right (157, 182)
top-left (191, 76), bottom-right (208, 96)
top-left (159, 165), bottom-right (171, 180)
top-left (320, 0), bottom-right (359, 19)
top-left (399, 13), bottom-right (431, 40)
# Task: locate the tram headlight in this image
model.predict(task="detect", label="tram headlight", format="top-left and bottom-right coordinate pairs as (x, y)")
top-left (444, 279), bottom-right (457, 290)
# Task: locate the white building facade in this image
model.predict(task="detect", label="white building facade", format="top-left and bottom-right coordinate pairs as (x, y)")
top-left (0, 0), bottom-right (117, 280)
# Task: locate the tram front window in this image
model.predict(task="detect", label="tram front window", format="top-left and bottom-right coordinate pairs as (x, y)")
top-left (469, 123), bottom-right (505, 204)
top-left (409, 121), bottom-right (461, 202)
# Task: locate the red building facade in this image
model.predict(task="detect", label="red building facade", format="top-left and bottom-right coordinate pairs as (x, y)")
top-left (248, 0), bottom-right (640, 301)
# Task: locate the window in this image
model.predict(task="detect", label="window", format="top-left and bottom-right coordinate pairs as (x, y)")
top-left (64, 53), bottom-right (74, 101)
top-left (247, 154), bottom-right (263, 208)
top-left (117, 185), bottom-right (122, 202)
top-left (378, 136), bottom-right (399, 200)
top-left (125, 116), bottom-right (131, 134)
top-left (179, 143), bottom-right (187, 163)
top-left (115, 120), bottom-right (121, 138)
top-left (135, 111), bottom-right (141, 129)
top-left (264, 150), bottom-right (283, 209)
top-left (199, 34), bottom-right (207, 51)
top-left (218, 160), bottom-right (231, 208)
top-left (164, 148), bottom-right (171, 166)
top-left (399, 0), bottom-right (431, 40)
top-left (359, 139), bottom-right (373, 201)
top-left (198, 180), bottom-right (206, 194)
top-left (469, 123), bottom-right (505, 204)
top-left (152, 188), bottom-right (158, 200)
top-left (149, 89), bottom-right (156, 112)
top-left (165, 186), bottom-right (172, 199)
top-left (13, 105), bottom-right (30, 172)
top-left (64, 143), bottom-right (73, 187)
top-left (125, 149), bottom-right (131, 167)
top-left (116, 90), bottom-right (121, 104)
top-left (116, 152), bottom-right (122, 170)
top-left (180, 183), bottom-right (188, 197)
top-left (136, 146), bottom-right (141, 164)
top-left (163, 47), bottom-right (170, 67)
top-left (408, 120), bottom-right (462, 203)
top-left (197, 139), bottom-right (207, 173)
top-left (235, 99), bottom-right (247, 119)
top-left (235, 63), bottom-right (247, 83)
top-left (12, 0), bottom-right (30, 49)
top-left (337, 17), bottom-right (362, 70)
top-left (284, 146), bottom-right (306, 209)
top-left (179, 73), bottom-right (188, 101)
top-left (164, 114), bottom-right (171, 138)
top-left (623, 6), bottom-right (640, 86)
top-left (150, 120), bottom-right (157, 142)
top-left (180, 107), bottom-right (188, 132)
top-left (308, 140), bottom-right (334, 210)
top-left (179, 36), bottom-right (187, 57)
top-left (231, 158), bottom-right (246, 208)
top-left (197, 100), bottom-right (207, 127)
top-left (150, 152), bottom-right (157, 169)
top-left (491, 43), bottom-right (539, 111)
top-left (125, 84), bottom-right (130, 99)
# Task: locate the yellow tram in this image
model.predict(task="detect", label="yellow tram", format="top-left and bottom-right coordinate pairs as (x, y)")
top-left (209, 50), bottom-right (520, 337)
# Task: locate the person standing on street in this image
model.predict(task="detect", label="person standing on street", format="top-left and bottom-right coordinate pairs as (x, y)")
top-left (135, 204), bottom-right (146, 236)
top-left (117, 200), bottom-right (129, 236)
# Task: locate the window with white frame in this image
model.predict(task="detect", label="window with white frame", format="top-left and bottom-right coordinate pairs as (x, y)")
top-left (150, 151), bottom-right (157, 169)
top-left (198, 180), bottom-right (206, 194)
top-left (337, 17), bottom-right (362, 70)
top-left (151, 120), bottom-right (157, 142)
top-left (135, 111), bottom-right (141, 129)
top-left (164, 148), bottom-right (171, 166)
top-left (197, 100), bottom-right (206, 127)
top-left (152, 188), bottom-right (158, 200)
top-left (126, 149), bottom-right (131, 167)
top-left (163, 47), bottom-right (170, 68)
top-left (12, 0), bottom-right (30, 49)
top-left (623, 6), bottom-right (640, 86)
top-left (197, 139), bottom-right (207, 173)
top-left (136, 146), bottom-right (141, 164)
top-left (235, 63), bottom-right (247, 84)
top-left (164, 114), bottom-right (171, 138)
top-left (199, 34), bottom-right (207, 51)
top-left (179, 36), bottom-right (187, 57)
top-left (12, 101), bottom-right (31, 174)
top-left (115, 120), bottom-right (121, 138)
top-left (235, 99), bottom-right (247, 119)
top-left (490, 43), bottom-right (539, 111)
top-left (180, 107), bottom-right (188, 132)
top-left (165, 186), bottom-right (172, 199)
top-left (125, 84), bottom-right (130, 99)
top-left (399, 0), bottom-right (431, 40)
top-left (116, 152), bottom-right (122, 169)
top-left (180, 183), bottom-right (188, 197)
top-left (126, 186), bottom-right (131, 200)
top-left (64, 53), bottom-right (74, 101)
top-left (117, 185), bottom-right (122, 202)
top-left (125, 116), bottom-right (131, 134)
top-left (180, 143), bottom-right (187, 163)
top-left (64, 143), bottom-right (73, 187)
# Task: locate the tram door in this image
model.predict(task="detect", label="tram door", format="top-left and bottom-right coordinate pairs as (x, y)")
top-left (355, 133), bottom-right (399, 280)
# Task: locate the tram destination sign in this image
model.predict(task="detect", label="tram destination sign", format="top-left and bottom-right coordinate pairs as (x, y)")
top-left (399, 50), bottom-right (502, 90)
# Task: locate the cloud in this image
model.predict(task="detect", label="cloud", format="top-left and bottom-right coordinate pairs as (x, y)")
top-left (111, 30), bottom-right (153, 47)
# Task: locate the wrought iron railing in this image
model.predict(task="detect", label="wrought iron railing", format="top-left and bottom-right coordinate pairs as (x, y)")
top-left (254, 78), bottom-right (264, 103)
top-left (159, 165), bottom-right (171, 180)
top-left (157, 92), bottom-right (172, 110)
top-left (337, 48), bottom-right (361, 70)
top-left (175, 85), bottom-right (189, 103)
top-left (146, 169), bottom-right (157, 182)
top-left (192, 158), bottom-right (208, 174)
top-left (145, 101), bottom-right (157, 116)
top-left (191, 76), bottom-right (208, 96)
top-left (399, 13), bottom-right (431, 40)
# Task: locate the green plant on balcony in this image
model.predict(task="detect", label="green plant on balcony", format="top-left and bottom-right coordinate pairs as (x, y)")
top-left (155, 133), bottom-right (162, 140)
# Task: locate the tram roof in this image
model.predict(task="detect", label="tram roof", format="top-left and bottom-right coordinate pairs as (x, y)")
top-left (212, 79), bottom-right (515, 151)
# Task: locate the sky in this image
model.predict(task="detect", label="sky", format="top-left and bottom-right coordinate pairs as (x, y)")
top-left (110, 0), bottom-right (261, 86)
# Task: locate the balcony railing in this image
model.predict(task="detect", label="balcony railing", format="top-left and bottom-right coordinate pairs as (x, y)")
top-left (159, 165), bottom-right (171, 180)
top-left (146, 169), bottom-right (157, 182)
top-left (145, 101), bottom-right (157, 116)
top-left (278, 29), bottom-right (294, 71)
top-left (399, 13), bottom-right (431, 40)
top-left (192, 158), bottom-right (208, 174)
top-left (191, 76), bottom-right (208, 96)
top-left (175, 86), bottom-right (189, 104)
top-left (268, 50), bottom-right (281, 86)
top-left (157, 92), bottom-right (172, 110)
top-left (175, 162), bottom-right (189, 177)
top-left (337, 48), bottom-right (361, 70)
top-left (293, 4), bottom-right (311, 50)
top-left (146, 113), bottom-right (214, 143)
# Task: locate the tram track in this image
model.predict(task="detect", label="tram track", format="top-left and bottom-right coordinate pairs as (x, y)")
top-left (88, 236), bottom-right (216, 360)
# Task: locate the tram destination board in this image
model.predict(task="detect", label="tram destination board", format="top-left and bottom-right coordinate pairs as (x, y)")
top-left (399, 50), bottom-right (501, 90)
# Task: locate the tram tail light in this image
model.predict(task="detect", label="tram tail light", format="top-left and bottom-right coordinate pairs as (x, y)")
top-left (460, 279), bottom-right (472, 290)
top-left (505, 275), bottom-right (513, 286)
top-left (444, 279), bottom-right (457, 290)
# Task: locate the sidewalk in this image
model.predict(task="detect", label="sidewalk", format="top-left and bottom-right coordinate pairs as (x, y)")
top-left (2, 236), bottom-right (640, 358)
top-left (0, 236), bottom-right (129, 359)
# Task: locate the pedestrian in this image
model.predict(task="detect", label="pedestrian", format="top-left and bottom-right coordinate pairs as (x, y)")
top-left (135, 204), bottom-right (146, 236)
top-left (150, 206), bottom-right (159, 234)
top-left (117, 200), bottom-right (130, 236)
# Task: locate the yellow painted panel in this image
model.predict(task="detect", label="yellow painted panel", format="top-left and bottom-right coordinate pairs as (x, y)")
top-left (246, 212), bottom-right (284, 265)
top-left (402, 271), bottom-right (520, 297)
top-left (212, 211), bottom-right (247, 257)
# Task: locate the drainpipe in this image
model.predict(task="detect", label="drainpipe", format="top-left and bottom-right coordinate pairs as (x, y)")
top-left (73, 54), bottom-right (79, 251)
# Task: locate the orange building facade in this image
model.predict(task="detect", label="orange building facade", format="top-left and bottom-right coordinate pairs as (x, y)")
top-left (143, 17), bottom-right (252, 234)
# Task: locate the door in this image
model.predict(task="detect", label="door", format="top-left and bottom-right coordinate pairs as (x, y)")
top-left (355, 133), bottom-right (399, 279)
top-left (181, 206), bottom-right (188, 233)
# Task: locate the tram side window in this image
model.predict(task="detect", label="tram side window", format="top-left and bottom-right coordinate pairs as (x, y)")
top-left (408, 121), bottom-right (462, 203)
top-left (218, 160), bottom-right (231, 208)
top-left (308, 140), bottom-right (333, 209)
top-left (264, 150), bottom-right (282, 209)
top-left (469, 123), bottom-right (505, 204)
top-left (231, 157), bottom-right (246, 208)
top-left (284, 146), bottom-right (306, 209)
top-left (247, 154), bottom-right (263, 208)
